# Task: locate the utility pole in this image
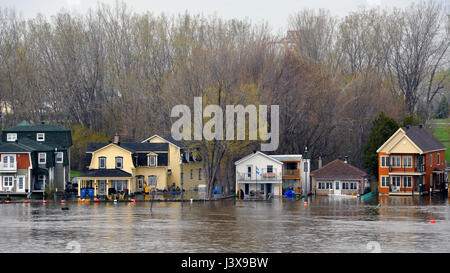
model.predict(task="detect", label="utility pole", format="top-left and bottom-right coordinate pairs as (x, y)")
top-left (181, 157), bottom-right (184, 206)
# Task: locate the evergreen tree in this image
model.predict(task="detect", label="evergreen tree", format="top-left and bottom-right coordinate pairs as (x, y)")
top-left (362, 112), bottom-right (399, 178)
top-left (433, 96), bottom-right (449, 119)
top-left (401, 114), bottom-right (422, 127)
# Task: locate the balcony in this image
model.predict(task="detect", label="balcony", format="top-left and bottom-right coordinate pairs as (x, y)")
top-left (237, 168), bottom-right (282, 181)
top-left (0, 163), bottom-right (17, 172)
top-left (389, 164), bottom-right (425, 173)
top-left (282, 169), bottom-right (300, 177)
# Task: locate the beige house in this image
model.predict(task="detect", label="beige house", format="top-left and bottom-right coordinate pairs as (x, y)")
top-left (141, 134), bottom-right (205, 190)
top-left (78, 135), bottom-right (170, 199)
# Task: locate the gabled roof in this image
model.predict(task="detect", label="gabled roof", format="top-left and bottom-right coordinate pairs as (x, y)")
top-left (402, 126), bottom-right (446, 153)
top-left (234, 151), bottom-right (283, 166)
top-left (377, 125), bottom-right (446, 154)
top-left (86, 142), bottom-right (169, 153)
top-left (16, 138), bottom-right (56, 151)
top-left (141, 134), bottom-right (187, 148)
top-left (311, 159), bottom-right (366, 180)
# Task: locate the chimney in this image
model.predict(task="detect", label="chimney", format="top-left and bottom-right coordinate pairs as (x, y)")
top-left (113, 133), bottom-right (120, 144)
top-left (344, 156), bottom-right (349, 164)
top-left (318, 156), bottom-right (322, 169)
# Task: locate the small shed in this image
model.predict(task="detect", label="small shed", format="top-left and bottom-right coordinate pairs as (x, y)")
top-left (310, 159), bottom-right (367, 196)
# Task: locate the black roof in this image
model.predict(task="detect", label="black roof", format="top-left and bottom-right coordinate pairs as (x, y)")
top-left (79, 169), bottom-right (132, 178)
top-left (3, 123), bottom-right (69, 132)
top-left (0, 142), bottom-right (34, 153)
top-left (403, 126), bottom-right (446, 153)
top-left (86, 142), bottom-right (169, 153)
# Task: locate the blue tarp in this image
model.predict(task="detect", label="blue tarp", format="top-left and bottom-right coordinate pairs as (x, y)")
top-left (284, 190), bottom-right (296, 197)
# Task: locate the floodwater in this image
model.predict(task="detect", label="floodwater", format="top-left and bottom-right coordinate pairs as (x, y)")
top-left (0, 194), bottom-right (449, 253)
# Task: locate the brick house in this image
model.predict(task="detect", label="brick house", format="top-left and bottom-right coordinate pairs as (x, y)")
top-left (376, 125), bottom-right (446, 195)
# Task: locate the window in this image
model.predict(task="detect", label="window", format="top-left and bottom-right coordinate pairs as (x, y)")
top-left (99, 157), bottom-right (106, 169)
top-left (115, 157), bottom-right (123, 169)
top-left (6, 133), bottom-right (17, 142)
top-left (184, 151), bottom-right (190, 162)
top-left (392, 176), bottom-right (401, 187)
top-left (111, 180), bottom-right (127, 192)
top-left (437, 153), bottom-right (440, 165)
top-left (137, 177), bottom-right (143, 189)
top-left (56, 152), bottom-right (63, 163)
top-left (2, 155), bottom-right (15, 168)
top-left (318, 182), bottom-right (332, 189)
top-left (380, 156), bottom-right (389, 167)
top-left (403, 176), bottom-right (412, 188)
top-left (350, 182), bottom-right (357, 190)
top-left (247, 166), bottom-right (252, 178)
top-left (342, 183), bottom-right (349, 190)
top-left (148, 176), bottom-right (157, 187)
top-left (190, 169), bottom-right (193, 179)
top-left (403, 156), bottom-right (412, 168)
top-left (430, 154), bottom-right (433, 167)
top-left (38, 153), bottom-right (46, 164)
top-left (335, 181), bottom-right (340, 190)
top-left (3, 176), bottom-right (13, 187)
top-left (391, 156), bottom-right (401, 167)
top-left (381, 176), bottom-right (390, 188)
top-left (199, 168), bottom-right (202, 180)
top-left (18, 176), bottom-right (25, 190)
top-left (36, 133), bottom-right (45, 141)
top-left (267, 165), bottom-right (273, 173)
top-left (148, 155), bottom-right (156, 166)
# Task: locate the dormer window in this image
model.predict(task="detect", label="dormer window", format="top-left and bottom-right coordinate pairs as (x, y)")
top-left (148, 155), bottom-right (156, 166)
top-left (37, 133), bottom-right (45, 141)
top-left (115, 157), bottom-right (123, 169)
top-left (6, 133), bottom-right (17, 142)
top-left (99, 157), bottom-right (106, 169)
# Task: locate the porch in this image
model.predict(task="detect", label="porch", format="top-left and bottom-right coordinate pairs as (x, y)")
top-left (78, 169), bottom-right (133, 199)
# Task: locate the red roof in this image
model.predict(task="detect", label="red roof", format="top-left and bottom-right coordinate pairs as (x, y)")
top-left (311, 159), bottom-right (366, 180)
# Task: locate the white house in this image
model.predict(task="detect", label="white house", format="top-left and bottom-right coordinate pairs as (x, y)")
top-left (234, 151), bottom-right (283, 199)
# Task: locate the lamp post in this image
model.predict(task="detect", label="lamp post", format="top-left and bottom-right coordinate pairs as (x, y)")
top-left (180, 155), bottom-right (184, 204)
top-left (304, 146), bottom-right (309, 203)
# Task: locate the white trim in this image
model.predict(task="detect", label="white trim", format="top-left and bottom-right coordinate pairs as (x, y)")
top-left (38, 152), bottom-right (46, 164)
top-left (36, 133), bottom-right (45, 141)
top-left (376, 128), bottom-right (405, 153)
top-left (55, 152), bottom-right (64, 163)
top-left (6, 133), bottom-right (17, 142)
top-left (234, 151), bottom-right (283, 166)
top-left (386, 135), bottom-right (423, 154)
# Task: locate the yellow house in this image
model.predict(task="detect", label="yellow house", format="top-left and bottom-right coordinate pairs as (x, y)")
top-left (141, 134), bottom-right (206, 190)
top-left (78, 135), bottom-right (170, 199)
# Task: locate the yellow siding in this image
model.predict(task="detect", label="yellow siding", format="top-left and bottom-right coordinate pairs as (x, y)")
top-left (135, 167), bottom-right (168, 190)
top-left (183, 161), bottom-right (206, 189)
top-left (148, 136), bottom-right (182, 188)
top-left (388, 136), bottom-right (422, 154)
top-left (147, 135), bottom-right (206, 189)
top-left (89, 144), bottom-right (134, 173)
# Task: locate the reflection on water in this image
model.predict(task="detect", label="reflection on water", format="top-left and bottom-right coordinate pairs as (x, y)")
top-left (0, 195), bottom-right (449, 253)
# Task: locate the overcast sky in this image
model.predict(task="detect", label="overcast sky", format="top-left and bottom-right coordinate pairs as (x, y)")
top-left (0, 0), bottom-right (429, 33)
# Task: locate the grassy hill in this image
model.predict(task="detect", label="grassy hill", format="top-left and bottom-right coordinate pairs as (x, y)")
top-left (429, 118), bottom-right (450, 164)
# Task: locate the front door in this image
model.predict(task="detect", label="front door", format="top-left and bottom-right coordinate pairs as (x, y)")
top-left (334, 181), bottom-right (341, 195)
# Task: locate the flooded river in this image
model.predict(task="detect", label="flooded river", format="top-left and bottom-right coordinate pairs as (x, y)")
top-left (0, 195), bottom-right (449, 253)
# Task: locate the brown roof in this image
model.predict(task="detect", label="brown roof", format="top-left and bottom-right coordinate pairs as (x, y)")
top-left (311, 159), bottom-right (367, 180)
top-left (402, 125), bottom-right (446, 153)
